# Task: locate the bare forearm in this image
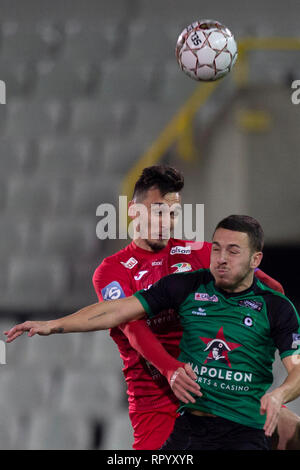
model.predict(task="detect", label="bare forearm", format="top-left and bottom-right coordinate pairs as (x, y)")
top-left (276, 364), bottom-right (300, 404)
top-left (49, 297), bottom-right (145, 334)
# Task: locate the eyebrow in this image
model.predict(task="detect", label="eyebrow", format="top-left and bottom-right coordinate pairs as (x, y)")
top-left (212, 241), bottom-right (241, 249)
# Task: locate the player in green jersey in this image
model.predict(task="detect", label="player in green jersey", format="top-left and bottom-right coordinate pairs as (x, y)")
top-left (5, 215), bottom-right (300, 450)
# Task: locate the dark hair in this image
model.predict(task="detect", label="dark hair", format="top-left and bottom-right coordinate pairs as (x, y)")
top-left (132, 165), bottom-right (184, 201)
top-left (214, 215), bottom-right (264, 252)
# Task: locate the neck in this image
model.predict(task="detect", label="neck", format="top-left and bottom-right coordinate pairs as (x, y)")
top-left (218, 271), bottom-right (255, 294)
top-left (133, 238), bottom-right (168, 253)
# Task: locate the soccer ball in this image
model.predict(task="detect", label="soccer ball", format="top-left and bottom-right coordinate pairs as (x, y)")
top-left (175, 19), bottom-right (238, 81)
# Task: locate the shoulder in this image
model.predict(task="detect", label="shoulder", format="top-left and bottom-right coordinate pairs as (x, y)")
top-left (93, 244), bottom-right (133, 281)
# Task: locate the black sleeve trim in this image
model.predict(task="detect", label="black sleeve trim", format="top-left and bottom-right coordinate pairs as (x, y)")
top-left (265, 293), bottom-right (300, 357)
top-left (134, 269), bottom-right (210, 318)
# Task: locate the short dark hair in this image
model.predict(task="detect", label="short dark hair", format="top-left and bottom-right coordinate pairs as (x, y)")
top-left (132, 165), bottom-right (184, 201)
top-left (214, 215), bottom-right (264, 252)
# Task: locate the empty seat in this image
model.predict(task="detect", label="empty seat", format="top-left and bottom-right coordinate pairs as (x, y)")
top-left (0, 139), bottom-right (38, 176)
top-left (6, 255), bottom-right (69, 309)
top-left (100, 409), bottom-right (133, 450)
top-left (1, 21), bottom-right (64, 62)
top-left (0, 405), bottom-right (21, 450)
top-left (158, 59), bottom-right (198, 105)
top-left (24, 333), bottom-right (80, 369)
top-left (0, 215), bottom-right (31, 257)
top-left (0, 59), bottom-right (37, 97)
top-left (70, 99), bottom-right (135, 138)
top-left (40, 216), bottom-right (97, 257)
top-left (5, 99), bottom-right (70, 137)
top-left (0, 368), bottom-right (51, 412)
top-left (37, 136), bottom-right (99, 177)
top-left (99, 59), bottom-right (156, 102)
top-left (70, 177), bottom-right (120, 215)
top-left (35, 59), bottom-right (100, 98)
top-left (63, 21), bottom-right (116, 63)
top-left (124, 21), bottom-right (176, 64)
top-left (101, 138), bottom-right (145, 174)
top-left (85, 330), bottom-right (124, 370)
top-left (6, 176), bottom-right (57, 215)
top-left (58, 369), bottom-right (123, 419)
top-left (25, 410), bottom-right (91, 450)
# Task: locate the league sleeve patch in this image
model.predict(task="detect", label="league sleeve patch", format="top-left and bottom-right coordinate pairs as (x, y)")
top-left (101, 281), bottom-right (126, 301)
top-left (292, 333), bottom-right (300, 349)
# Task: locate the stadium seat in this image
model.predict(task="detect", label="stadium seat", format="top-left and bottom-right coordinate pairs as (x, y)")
top-left (58, 369), bottom-right (123, 419)
top-left (40, 216), bottom-right (96, 257)
top-left (25, 410), bottom-right (91, 450)
top-left (5, 99), bottom-right (70, 137)
top-left (100, 409), bottom-right (133, 450)
top-left (86, 330), bottom-right (124, 370)
top-left (101, 138), bottom-right (145, 174)
top-left (6, 255), bottom-right (69, 309)
top-left (0, 59), bottom-right (37, 97)
top-left (23, 333), bottom-right (80, 370)
top-left (0, 368), bottom-right (51, 412)
top-left (99, 58), bottom-right (156, 103)
top-left (69, 177), bottom-right (120, 215)
top-left (37, 136), bottom-right (98, 177)
top-left (0, 139), bottom-right (38, 176)
top-left (0, 406), bottom-right (21, 450)
top-left (124, 20), bottom-right (176, 64)
top-left (0, 20), bottom-right (64, 62)
top-left (6, 176), bottom-right (57, 215)
top-left (0, 215), bottom-right (31, 258)
top-left (70, 98), bottom-right (135, 139)
top-left (63, 21), bottom-right (117, 63)
top-left (35, 59), bottom-right (100, 98)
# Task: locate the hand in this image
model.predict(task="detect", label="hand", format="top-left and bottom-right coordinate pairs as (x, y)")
top-left (260, 389), bottom-right (284, 437)
top-left (169, 363), bottom-right (202, 404)
top-left (4, 321), bottom-right (55, 343)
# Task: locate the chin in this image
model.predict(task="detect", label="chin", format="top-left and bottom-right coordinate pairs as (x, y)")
top-left (146, 239), bottom-right (168, 252)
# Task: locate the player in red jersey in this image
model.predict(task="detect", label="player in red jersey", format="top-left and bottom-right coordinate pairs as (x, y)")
top-left (92, 165), bottom-right (298, 450)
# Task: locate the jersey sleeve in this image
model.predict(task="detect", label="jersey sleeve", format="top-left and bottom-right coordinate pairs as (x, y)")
top-left (267, 295), bottom-right (300, 359)
top-left (134, 270), bottom-right (202, 318)
top-left (92, 257), bottom-right (133, 301)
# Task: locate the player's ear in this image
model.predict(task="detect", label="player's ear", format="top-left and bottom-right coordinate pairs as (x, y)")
top-left (128, 200), bottom-right (136, 220)
top-left (250, 251), bottom-right (263, 270)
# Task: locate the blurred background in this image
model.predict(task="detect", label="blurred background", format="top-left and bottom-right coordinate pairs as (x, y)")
top-left (0, 0), bottom-right (299, 450)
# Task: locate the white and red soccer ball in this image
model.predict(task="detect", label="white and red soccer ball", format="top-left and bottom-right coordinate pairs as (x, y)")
top-left (176, 19), bottom-right (238, 81)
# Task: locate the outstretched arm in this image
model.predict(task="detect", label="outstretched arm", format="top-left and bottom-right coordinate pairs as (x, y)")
top-left (4, 296), bottom-right (145, 343)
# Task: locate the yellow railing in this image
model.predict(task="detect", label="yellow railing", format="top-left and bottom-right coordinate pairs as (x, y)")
top-left (121, 37), bottom-right (300, 199)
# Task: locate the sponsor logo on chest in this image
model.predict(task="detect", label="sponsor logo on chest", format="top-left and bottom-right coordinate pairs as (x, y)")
top-left (195, 293), bottom-right (219, 302)
top-left (170, 246), bottom-right (191, 255)
top-left (120, 257), bottom-right (138, 269)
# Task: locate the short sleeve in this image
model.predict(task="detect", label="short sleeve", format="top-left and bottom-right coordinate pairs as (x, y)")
top-left (134, 270), bottom-right (202, 318)
top-left (267, 295), bottom-right (300, 359)
top-left (93, 258), bottom-right (133, 301)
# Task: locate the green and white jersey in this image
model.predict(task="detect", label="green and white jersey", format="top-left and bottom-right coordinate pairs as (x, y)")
top-left (134, 269), bottom-right (300, 429)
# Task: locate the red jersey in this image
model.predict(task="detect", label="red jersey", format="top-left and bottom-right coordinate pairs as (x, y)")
top-left (93, 238), bottom-right (211, 412)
